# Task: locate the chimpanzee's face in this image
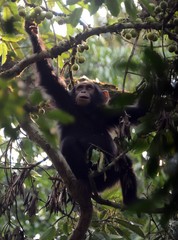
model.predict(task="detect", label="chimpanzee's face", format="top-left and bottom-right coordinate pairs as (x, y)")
top-left (74, 82), bottom-right (95, 106)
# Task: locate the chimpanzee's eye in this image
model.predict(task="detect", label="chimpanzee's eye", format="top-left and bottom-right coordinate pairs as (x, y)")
top-left (86, 84), bottom-right (94, 90)
top-left (76, 85), bottom-right (83, 91)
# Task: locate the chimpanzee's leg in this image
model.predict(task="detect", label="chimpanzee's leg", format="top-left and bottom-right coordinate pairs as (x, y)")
top-left (118, 155), bottom-right (137, 205)
top-left (93, 155), bottom-right (137, 205)
top-left (60, 136), bottom-right (89, 180)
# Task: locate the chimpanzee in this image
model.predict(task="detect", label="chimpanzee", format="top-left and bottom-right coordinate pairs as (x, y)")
top-left (25, 21), bottom-right (146, 205)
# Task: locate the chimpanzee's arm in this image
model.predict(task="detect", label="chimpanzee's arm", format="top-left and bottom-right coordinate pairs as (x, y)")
top-left (124, 105), bottom-right (147, 123)
top-left (25, 21), bottom-right (75, 114)
top-left (102, 104), bottom-right (147, 127)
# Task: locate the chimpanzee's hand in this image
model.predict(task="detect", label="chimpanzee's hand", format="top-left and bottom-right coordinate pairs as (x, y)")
top-left (25, 21), bottom-right (38, 36)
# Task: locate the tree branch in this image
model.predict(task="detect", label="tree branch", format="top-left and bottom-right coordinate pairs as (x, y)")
top-left (20, 116), bottom-right (92, 240)
top-left (0, 21), bottom-right (176, 79)
top-left (92, 193), bottom-right (124, 210)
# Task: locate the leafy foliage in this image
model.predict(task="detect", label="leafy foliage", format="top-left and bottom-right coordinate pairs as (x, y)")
top-left (0, 0), bottom-right (178, 239)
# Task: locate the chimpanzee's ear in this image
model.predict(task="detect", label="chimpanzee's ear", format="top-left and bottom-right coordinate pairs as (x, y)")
top-left (102, 90), bottom-right (110, 103)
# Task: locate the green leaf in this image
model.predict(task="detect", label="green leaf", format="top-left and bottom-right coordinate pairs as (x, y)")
top-left (143, 48), bottom-right (168, 79)
top-left (56, 1), bottom-right (71, 14)
top-left (135, 113), bottom-right (156, 135)
top-left (8, 1), bottom-right (18, 15)
top-left (46, 109), bottom-right (75, 124)
top-left (0, 0), bottom-right (5, 6)
top-left (10, 42), bottom-right (24, 59)
top-left (20, 138), bottom-right (34, 160)
top-left (89, 0), bottom-right (102, 15)
top-left (117, 219), bottom-right (145, 238)
top-left (3, 122), bottom-right (18, 140)
top-left (37, 116), bottom-right (58, 147)
top-left (114, 226), bottom-right (131, 239)
top-left (68, 8), bottom-right (83, 27)
top-left (29, 89), bottom-right (43, 105)
top-left (146, 155), bottom-right (160, 177)
top-left (113, 58), bottom-right (140, 73)
top-left (47, 0), bottom-right (55, 8)
top-left (139, 0), bottom-right (154, 15)
top-left (30, 170), bottom-right (42, 179)
top-left (146, 132), bottom-right (163, 177)
top-left (131, 137), bottom-right (149, 154)
top-left (149, 133), bottom-right (163, 156)
top-left (2, 35), bottom-right (24, 42)
top-left (2, 6), bottom-right (12, 21)
top-left (66, 23), bottom-right (75, 36)
top-left (105, 0), bottom-right (121, 17)
top-left (124, 0), bottom-right (137, 20)
top-left (0, 42), bottom-right (8, 65)
top-left (109, 92), bottom-right (136, 108)
top-left (40, 226), bottom-right (56, 240)
top-left (67, 0), bottom-right (80, 4)
top-left (63, 221), bottom-right (69, 234)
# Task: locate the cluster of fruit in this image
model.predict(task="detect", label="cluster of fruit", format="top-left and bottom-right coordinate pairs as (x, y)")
top-left (18, 6), bottom-right (53, 24)
top-left (122, 1), bottom-right (178, 54)
top-left (71, 43), bottom-right (90, 71)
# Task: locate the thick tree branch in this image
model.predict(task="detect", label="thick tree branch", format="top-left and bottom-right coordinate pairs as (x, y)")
top-left (20, 116), bottom-right (92, 240)
top-left (0, 21), bottom-right (176, 79)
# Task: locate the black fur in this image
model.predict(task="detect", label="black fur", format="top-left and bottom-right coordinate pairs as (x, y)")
top-left (25, 22), bottom-right (145, 205)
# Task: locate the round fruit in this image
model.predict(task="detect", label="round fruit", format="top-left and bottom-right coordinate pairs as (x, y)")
top-left (35, 18), bottom-right (42, 24)
top-left (18, 9), bottom-right (26, 17)
top-left (45, 12), bottom-right (53, 20)
top-left (131, 29), bottom-right (138, 38)
top-left (125, 33), bottom-right (132, 40)
top-left (78, 45), bottom-right (85, 53)
top-left (149, 3), bottom-right (155, 10)
top-left (83, 44), bottom-right (89, 50)
top-left (168, 44), bottom-right (176, 53)
top-left (57, 17), bottom-right (66, 25)
top-left (25, 13), bottom-right (34, 21)
top-left (175, 49), bottom-right (178, 55)
top-left (147, 16), bottom-right (155, 23)
top-left (39, 12), bottom-right (46, 21)
top-left (173, 18), bottom-right (178, 26)
top-left (122, 29), bottom-right (129, 35)
top-left (160, 1), bottom-right (168, 10)
top-left (135, 18), bottom-right (142, 23)
top-left (30, 10), bottom-right (36, 18)
top-left (72, 63), bottom-right (79, 71)
top-left (34, 6), bottom-right (42, 15)
top-left (147, 32), bottom-right (154, 41)
top-left (152, 34), bottom-right (158, 42)
top-left (38, 108), bottom-right (45, 114)
top-left (78, 56), bottom-right (85, 64)
top-left (154, 6), bottom-right (161, 14)
top-left (147, 32), bottom-right (158, 41)
top-left (174, 26), bottom-right (178, 34)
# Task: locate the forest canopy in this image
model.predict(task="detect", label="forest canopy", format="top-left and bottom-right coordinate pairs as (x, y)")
top-left (0, 0), bottom-right (178, 240)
